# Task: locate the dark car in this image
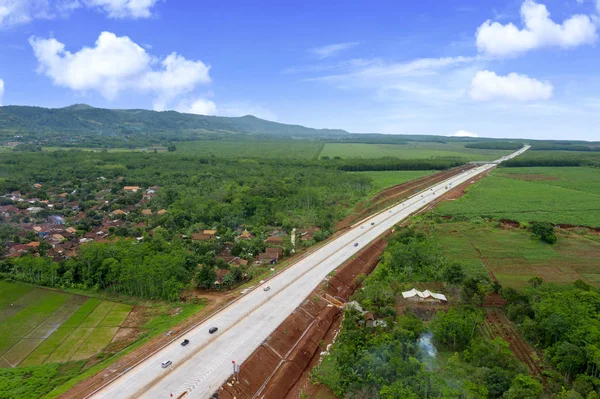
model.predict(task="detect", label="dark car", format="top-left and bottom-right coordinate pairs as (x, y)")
top-left (181, 339), bottom-right (190, 346)
top-left (354, 243), bottom-right (358, 247)
top-left (209, 327), bottom-right (218, 334)
top-left (371, 222), bottom-right (375, 225)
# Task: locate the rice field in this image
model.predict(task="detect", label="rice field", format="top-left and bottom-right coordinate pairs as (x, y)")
top-left (0, 281), bottom-right (133, 368)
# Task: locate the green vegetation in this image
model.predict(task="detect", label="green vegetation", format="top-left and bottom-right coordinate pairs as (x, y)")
top-left (502, 150), bottom-right (600, 167)
top-left (350, 170), bottom-right (434, 193)
top-left (503, 282), bottom-right (600, 397)
top-left (436, 167), bottom-right (600, 227)
top-left (0, 104), bottom-right (346, 148)
top-left (431, 221), bottom-right (600, 289)
top-left (312, 228), bottom-right (531, 398)
top-left (320, 142), bottom-right (512, 161)
top-left (175, 139), bottom-right (323, 159)
top-left (0, 361), bottom-right (84, 399)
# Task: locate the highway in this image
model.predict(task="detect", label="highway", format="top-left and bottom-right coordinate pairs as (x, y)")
top-left (89, 145), bottom-right (529, 399)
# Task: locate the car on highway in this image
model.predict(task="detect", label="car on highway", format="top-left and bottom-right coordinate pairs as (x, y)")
top-left (209, 327), bottom-right (218, 334)
top-left (181, 339), bottom-right (189, 346)
top-left (371, 222), bottom-right (375, 225)
top-left (161, 360), bottom-right (172, 368)
top-left (354, 243), bottom-right (358, 247)
top-left (264, 286), bottom-right (270, 291)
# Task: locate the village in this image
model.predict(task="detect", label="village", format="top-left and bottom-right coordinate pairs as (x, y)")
top-left (0, 179), bottom-right (323, 289)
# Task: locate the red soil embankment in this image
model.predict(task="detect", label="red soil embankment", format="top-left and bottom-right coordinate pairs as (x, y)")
top-left (218, 236), bottom-right (389, 399)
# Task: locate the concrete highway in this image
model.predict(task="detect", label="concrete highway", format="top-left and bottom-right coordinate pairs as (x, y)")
top-left (89, 145), bottom-right (529, 399)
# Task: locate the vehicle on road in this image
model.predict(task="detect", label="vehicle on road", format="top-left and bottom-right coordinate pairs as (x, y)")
top-left (209, 327), bottom-right (218, 334)
top-left (354, 243), bottom-right (358, 247)
top-left (161, 361), bottom-right (172, 368)
top-left (264, 286), bottom-right (270, 291)
top-left (371, 222), bottom-right (375, 225)
top-left (181, 339), bottom-right (189, 346)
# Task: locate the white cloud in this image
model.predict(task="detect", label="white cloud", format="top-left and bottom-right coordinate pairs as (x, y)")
top-left (469, 70), bottom-right (553, 102)
top-left (452, 130), bottom-right (478, 137)
top-left (0, 0), bottom-right (157, 27)
top-left (310, 42), bottom-right (360, 59)
top-left (476, 0), bottom-right (597, 57)
top-left (30, 31), bottom-right (211, 110)
top-left (0, 78), bottom-right (4, 105)
top-left (175, 97), bottom-right (217, 115)
top-left (82, 0), bottom-right (157, 19)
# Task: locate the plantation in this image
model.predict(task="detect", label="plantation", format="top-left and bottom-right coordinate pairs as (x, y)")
top-left (436, 167), bottom-right (600, 227)
top-left (319, 142), bottom-right (512, 161)
top-left (349, 170), bottom-right (434, 193)
top-left (0, 281), bottom-right (133, 368)
top-left (175, 139), bottom-right (323, 159)
top-left (431, 221), bottom-right (600, 289)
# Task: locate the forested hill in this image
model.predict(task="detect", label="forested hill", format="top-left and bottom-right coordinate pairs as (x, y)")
top-left (0, 104), bottom-right (347, 146)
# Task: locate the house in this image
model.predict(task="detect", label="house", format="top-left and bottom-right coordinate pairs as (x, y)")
top-left (214, 269), bottom-right (232, 288)
top-left (401, 288), bottom-right (447, 303)
top-left (265, 247), bottom-right (283, 260)
top-left (191, 233), bottom-right (214, 241)
top-left (26, 241), bottom-right (40, 248)
top-left (236, 229), bottom-right (253, 240)
top-left (33, 183), bottom-right (43, 188)
top-left (157, 209), bottom-right (168, 215)
top-left (123, 186), bottom-right (141, 192)
top-left (141, 209), bottom-right (152, 215)
top-left (52, 234), bottom-right (65, 241)
top-left (228, 257), bottom-right (248, 267)
top-left (257, 252), bottom-right (277, 265)
top-left (265, 236), bottom-right (284, 245)
top-left (111, 209), bottom-right (126, 216)
top-left (146, 186), bottom-right (160, 194)
top-left (300, 227), bottom-right (320, 241)
top-left (65, 227), bottom-right (77, 234)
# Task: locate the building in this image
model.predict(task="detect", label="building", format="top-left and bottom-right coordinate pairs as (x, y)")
top-left (401, 288), bottom-right (447, 303)
top-left (236, 229), bottom-right (253, 240)
top-left (123, 186), bottom-right (141, 192)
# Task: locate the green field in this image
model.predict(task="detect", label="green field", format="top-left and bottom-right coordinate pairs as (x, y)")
top-left (175, 139), bottom-right (323, 159)
top-left (432, 221), bottom-right (600, 289)
top-left (436, 167), bottom-right (600, 227)
top-left (320, 142), bottom-right (511, 161)
top-left (350, 170), bottom-right (434, 193)
top-left (0, 282), bottom-right (132, 368)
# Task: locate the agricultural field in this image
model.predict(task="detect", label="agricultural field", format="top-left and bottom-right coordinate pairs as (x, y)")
top-left (432, 221), bottom-right (600, 289)
top-left (349, 170), bottom-right (434, 193)
top-left (0, 281), bottom-right (133, 368)
top-left (319, 142), bottom-right (511, 161)
top-left (175, 139), bottom-right (323, 159)
top-left (436, 166), bottom-right (600, 227)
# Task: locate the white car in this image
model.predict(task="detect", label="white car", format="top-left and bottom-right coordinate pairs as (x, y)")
top-left (161, 360), bottom-right (172, 368)
top-left (264, 286), bottom-right (271, 292)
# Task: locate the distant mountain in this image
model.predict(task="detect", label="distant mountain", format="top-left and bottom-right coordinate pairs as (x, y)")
top-left (0, 104), bottom-right (348, 147)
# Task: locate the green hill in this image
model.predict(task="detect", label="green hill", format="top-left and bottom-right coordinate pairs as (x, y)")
top-left (0, 104), bottom-right (347, 147)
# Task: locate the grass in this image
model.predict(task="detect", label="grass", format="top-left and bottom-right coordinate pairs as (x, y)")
top-left (431, 221), bottom-right (600, 289)
top-left (320, 142), bottom-right (511, 161)
top-left (350, 170), bottom-right (434, 193)
top-left (436, 167), bottom-right (600, 227)
top-left (175, 139), bottom-right (323, 159)
top-left (0, 361), bottom-right (84, 399)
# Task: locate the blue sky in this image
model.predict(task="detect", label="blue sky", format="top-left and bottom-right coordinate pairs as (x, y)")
top-left (1, 0), bottom-right (600, 140)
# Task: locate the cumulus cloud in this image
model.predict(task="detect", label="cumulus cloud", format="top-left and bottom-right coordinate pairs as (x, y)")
top-left (310, 42), bottom-right (360, 59)
top-left (470, 70), bottom-right (553, 102)
top-left (0, 79), bottom-right (4, 105)
top-left (175, 97), bottom-right (217, 115)
top-left (29, 31), bottom-right (211, 110)
top-left (0, 0), bottom-right (157, 28)
top-left (452, 130), bottom-right (478, 138)
top-left (82, 0), bottom-right (158, 19)
top-left (476, 0), bottom-right (597, 57)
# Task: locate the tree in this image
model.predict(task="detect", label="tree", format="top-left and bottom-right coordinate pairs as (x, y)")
top-left (196, 265), bottom-right (216, 289)
top-left (531, 222), bottom-right (557, 244)
top-left (503, 375), bottom-right (542, 399)
top-left (442, 262), bottom-right (466, 284)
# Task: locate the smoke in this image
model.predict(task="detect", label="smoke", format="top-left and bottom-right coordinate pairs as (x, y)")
top-left (417, 332), bottom-right (438, 370)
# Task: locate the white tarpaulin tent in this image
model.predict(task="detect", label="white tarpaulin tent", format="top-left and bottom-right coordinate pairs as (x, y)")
top-left (402, 288), bottom-right (447, 302)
